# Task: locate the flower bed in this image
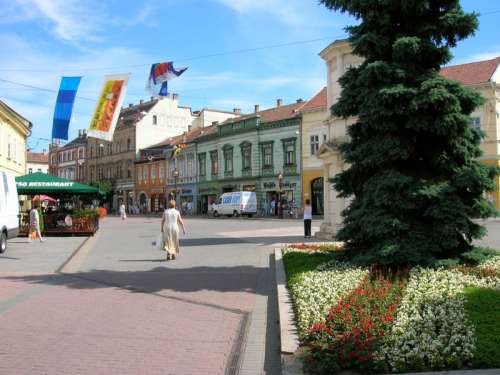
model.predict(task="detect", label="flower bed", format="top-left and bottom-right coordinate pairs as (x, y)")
top-left (283, 248), bottom-right (500, 373)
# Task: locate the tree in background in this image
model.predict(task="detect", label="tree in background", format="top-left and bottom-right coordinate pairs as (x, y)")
top-left (90, 180), bottom-right (113, 206)
top-left (321, 0), bottom-right (499, 267)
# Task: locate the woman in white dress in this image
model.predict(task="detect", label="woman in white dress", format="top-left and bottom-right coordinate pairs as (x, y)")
top-left (160, 200), bottom-right (186, 260)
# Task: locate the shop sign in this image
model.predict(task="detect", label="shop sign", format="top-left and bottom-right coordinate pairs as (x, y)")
top-left (262, 181), bottom-right (297, 190)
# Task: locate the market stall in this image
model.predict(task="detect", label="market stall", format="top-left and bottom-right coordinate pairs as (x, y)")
top-left (15, 172), bottom-right (102, 236)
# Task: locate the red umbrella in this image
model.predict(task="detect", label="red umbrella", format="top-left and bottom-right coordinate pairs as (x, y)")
top-left (32, 195), bottom-right (57, 203)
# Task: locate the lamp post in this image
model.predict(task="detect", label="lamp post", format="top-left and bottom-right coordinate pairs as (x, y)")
top-left (277, 171), bottom-right (283, 219)
top-left (172, 167), bottom-right (179, 204)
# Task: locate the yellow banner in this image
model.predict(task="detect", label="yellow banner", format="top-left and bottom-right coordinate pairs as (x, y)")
top-left (88, 74), bottom-right (129, 141)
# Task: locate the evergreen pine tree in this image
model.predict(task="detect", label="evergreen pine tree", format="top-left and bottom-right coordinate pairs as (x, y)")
top-left (320, 0), bottom-right (499, 266)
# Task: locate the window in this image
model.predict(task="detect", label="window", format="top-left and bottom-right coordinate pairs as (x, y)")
top-left (198, 153), bottom-right (206, 176)
top-left (323, 134), bottom-right (327, 143)
top-left (282, 138), bottom-right (297, 166)
top-left (286, 144), bottom-right (295, 165)
top-left (153, 115), bottom-right (158, 125)
top-left (241, 143), bottom-right (252, 170)
top-left (127, 138), bottom-right (131, 151)
top-left (224, 146), bottom-right (233, 173)
top-left (210, 150), bottom-right (218, 176)
top-left (159, 164), bottom-right (164, 179)
top-left (470, 117), bottom-right (481, 131)
top-left (261, 143), bottom-right (273, 168)
top-left (127, 160), bottom-right (132, 178)
top-left (37, 168), bottom-right (41, 172)
top-left (29, 168), bottom-right (33, 174)
top-left (187, 155), bottom-right (194, 176)
top-left (310, 135), bottom-right (319, 156)
top-left (151, 164), bottom-right (156, 180)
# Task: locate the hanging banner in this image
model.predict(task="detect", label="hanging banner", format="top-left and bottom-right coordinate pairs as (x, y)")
top-left (51, 76), bottom-right (81, 140)
top-left (147, 62), bottom-right (187, 97)
top-left (88, 73), bottom-right (130, 141)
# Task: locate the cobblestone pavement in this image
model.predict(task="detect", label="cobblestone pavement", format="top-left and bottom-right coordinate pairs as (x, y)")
top-left (0, 217), bottom-right (319, 375)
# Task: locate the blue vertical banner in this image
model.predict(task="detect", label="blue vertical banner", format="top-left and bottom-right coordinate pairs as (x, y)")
top-left (51, 76), bottom-right (81, 140)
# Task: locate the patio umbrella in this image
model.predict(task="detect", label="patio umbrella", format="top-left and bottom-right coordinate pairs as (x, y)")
top-left (32, 194), bottom-right (57, 203)
top-left (15, 172), bottom-right (101, 195)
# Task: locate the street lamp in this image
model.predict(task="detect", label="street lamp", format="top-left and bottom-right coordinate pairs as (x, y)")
top-left (172, 167), bottom-right (179, 202)
top-left (277, 171), bottom-right (284, 219)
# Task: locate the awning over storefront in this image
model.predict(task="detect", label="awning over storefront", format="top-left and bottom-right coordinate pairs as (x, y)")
top-left (15, 172), bottom-right (101, 195)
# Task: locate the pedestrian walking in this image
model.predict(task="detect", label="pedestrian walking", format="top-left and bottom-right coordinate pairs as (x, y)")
top-left (270, 199), bottom-right (276, 216)
top-left (119, 203), bottom-right (126, 220)
top-left (187, 201), bottom-right (193, 215)
top-left (160, 200), bottom-right (186, 260)
top-left (303, 199), bottom-right (312, 238)
top-left (28, 204), bottom-right (44, 243)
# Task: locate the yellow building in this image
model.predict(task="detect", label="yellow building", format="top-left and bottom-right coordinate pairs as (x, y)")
top-left (441, 57), bottom-right (500, 209)
top-left (0, 100), bottom-right (32, 176)
top-left (300, 87), bottom-right (328, 215)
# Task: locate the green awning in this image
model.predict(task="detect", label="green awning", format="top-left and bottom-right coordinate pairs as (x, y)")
top-left (15, 172), bottom-right (101, 195)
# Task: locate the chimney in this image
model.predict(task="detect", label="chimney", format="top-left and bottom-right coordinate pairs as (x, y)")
top-left (128, 103), bottom-right (133, 108)
top-left (296, 98), bottom-right (304, 103)
top-left (78, 130), bottom-right (82, 137)
top-left (83, 129), bottom-right (87, 135)
top-left (212, 121), bottom-right (219, 126)
top-left (254, 104), bottom-right (260, 113)
top-left (233, 108), bottom-right (241, 115)
top-left (172, 93), bottom-right (179, 100)
top-left (150, 96), bottom-right (155, 101)
top-left (276, 99), bottom-right (283, 107)
top-left (139, 99), bottom-right (144, 104)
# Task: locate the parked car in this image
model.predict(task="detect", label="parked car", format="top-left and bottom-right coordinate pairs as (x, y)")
top-left (212, 192), bottom-right (257, 217)
top-left (0, 171), bottom-right (20, 253)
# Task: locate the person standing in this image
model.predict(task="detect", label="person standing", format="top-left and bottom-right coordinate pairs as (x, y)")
top-left (303, 199), bottom-right (313, 238)
top-left (270, 198), bottom-right (276, 216)
top-left (160, 200), bottom-right (186, 260)
top-left (119, 203), bottom-right (126, 220)
top-left (28, 204), bottom-right (44, 243)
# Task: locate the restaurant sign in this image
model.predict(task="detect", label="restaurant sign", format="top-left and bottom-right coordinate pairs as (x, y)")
top-left (17, 181), bottom-right (74, 187)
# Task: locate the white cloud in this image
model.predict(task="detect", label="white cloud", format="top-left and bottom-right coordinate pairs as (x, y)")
top-left (9, 0), bottom-right (106, 43)
top-left (452, 48), bottom-right (500, 65)
top-left (214, 0), bottom-right (305, 26)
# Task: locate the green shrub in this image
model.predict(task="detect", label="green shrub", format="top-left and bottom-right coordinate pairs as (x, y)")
top-left (464, 287), bottom-right (500, 368)
top-left (72, 209), bottom-right (99, 220)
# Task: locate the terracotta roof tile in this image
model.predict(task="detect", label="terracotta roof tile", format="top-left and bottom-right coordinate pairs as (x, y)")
top-left (440, 57), bottom-right (499, 85)
top-left (27, 152), bottom-right (49, 163)
top-left (301, 87), bottom-right (327, 112)
top-left (221, 101), bottom-right (304, 125)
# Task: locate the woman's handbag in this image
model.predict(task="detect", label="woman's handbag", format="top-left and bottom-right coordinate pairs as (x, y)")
top-left (153, 233), bottom-right (163, 251)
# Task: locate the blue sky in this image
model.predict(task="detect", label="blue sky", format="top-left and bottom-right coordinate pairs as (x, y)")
top-left (0, 0), bottom-right (499, 151)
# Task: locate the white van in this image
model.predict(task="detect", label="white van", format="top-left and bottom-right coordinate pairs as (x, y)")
top-left (0, 171), bottom-right (19, 253)
top-left (213, 191), bottom-right (257, 217)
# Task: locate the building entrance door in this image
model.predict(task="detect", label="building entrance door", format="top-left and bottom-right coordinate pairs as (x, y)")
top-left (311, 177), bottom-right (324, 215)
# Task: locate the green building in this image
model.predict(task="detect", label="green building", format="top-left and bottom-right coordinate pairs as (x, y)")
top-left (196, 99), bottom-right (303, 215)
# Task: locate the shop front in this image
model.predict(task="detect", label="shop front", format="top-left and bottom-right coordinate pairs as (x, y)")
top-left (302, 169), bottom-right (324, 215)
top-left (177, 183), bottom-right (197, 215)
top-left (197, 182), bottom-right (220, 215)
top-left (259, 176), bottom-right (301, 217)
top-left (150, 187), bottom-right (165, 213)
